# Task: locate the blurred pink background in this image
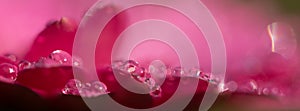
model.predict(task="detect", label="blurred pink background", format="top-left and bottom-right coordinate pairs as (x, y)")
top-left (0, 0), bottom-right (97, 56)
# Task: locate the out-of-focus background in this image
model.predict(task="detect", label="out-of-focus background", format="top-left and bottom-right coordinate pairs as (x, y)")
top-left (0, 0), bottom-right (299, 57)
top-left (0, 0), bottom-right (300, 110)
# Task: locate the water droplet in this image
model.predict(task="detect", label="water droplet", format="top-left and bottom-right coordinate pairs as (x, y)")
top-left (149, 60), bottom-right (167, 79)
top-left (4, 54), bottom-right (17, 62)
top-left (271, 87), bottom-right (279, 96)
top-left (226, 81), bottom-right (238, 92)
top-left (257, 87), bottom-right (263, 95)
top-left (263, 88), bottom-right (270, 95)
top-left (72, 56), bottom-right (82, 67)
top-left (187, 68), bottom-right (202, 78)
top-left (144, 78), bottom-right (156, 89)
top-left (197, 71), bottom-right (210, 81)
top-left (238, 79), bottom-right (258, 93)
top-left (49, 50), bottom-right (72, 65)
top-left (218, 81), bottom-right (238, 93)
top-left (111, 60), bottom-right (125, 69)
top-left (0, 63), bottom-right (18, 83)
top-left (77, 81), bottom-right (109, 97)
top-left (61, 79), bottom-right (82, 95)
top-left (150, 86), bottom-right (162, 97)
top-left (267, 22), bottom-right (297, 58)
top-left (249, 80), bottom-right (258, 92)
top-left (116, 60), bottom-right (139, 75)
top-left (18, 60), bottom-right (32, 70)
top-left (172, 67), bottom-right (185, 77)
top-left (130, 67), bottom-right (146, 82)
top-left (91, 81), bottom-right (108, 96)
top-left (34, 57), bottom-right (58, 68)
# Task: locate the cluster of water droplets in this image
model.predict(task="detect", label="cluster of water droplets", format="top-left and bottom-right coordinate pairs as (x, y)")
top-left (112, 60), bottom-right (162, 97)
top-left (235, 79), bottom-right (286, 97)
top-left (111, 59), bottom-right (290, 98)
top-left (0, 50), bottom-right (81, 84)
top-left (0, 50), bottom-right (289, 98)
top-left (34, 50), bottom-right (81, 68)
top-left (61, 79), bottom-right (108, 97)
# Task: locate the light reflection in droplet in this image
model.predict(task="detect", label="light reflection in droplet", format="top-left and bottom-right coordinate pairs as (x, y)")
top-left (267, 22), bottom-right (297, 58)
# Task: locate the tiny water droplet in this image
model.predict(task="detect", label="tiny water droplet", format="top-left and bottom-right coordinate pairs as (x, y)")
top-left (150, 86), bottom-right (162, 97)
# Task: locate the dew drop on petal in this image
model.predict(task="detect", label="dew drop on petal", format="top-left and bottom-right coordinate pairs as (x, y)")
top-left (271, 87), bottom-right (279, 96)
top-left (267, 22), bottom-right (297, 58)
top-left (262, 88), bottom-right (270, 95)
top-left (218, 81), bottom-right (238, 93)
top-left (72, 56), bottom-right (83, 67)
top-left (123, 60), bottom-right (139, 73)
top-left (18, 60), bottom-right (32, 71)
top-left (115, 60), bottom-right (139, 75)
top-left (111, 60), bottom-right (125, 69)
top-left (187, 68), bottom-right (202, 78)
top-left (62, 79), bottom-right (82, 95)
top-left (0, 63), bottom-right (18, 83)
top-left (172, 67), bottom-right (185, 77)
top-left (150, 85), bottom-right (162, 97)
top-left (249, 79), bottom-right (258, 92)
top-left (144, 78), bottom-right (156, 89)
top-left (91, 81), bottom-right (108, 96)
top-left (79, 83), bottom-right (92, 97)
top-left (130, 67), bottom-right (146, 83)
top-left (238, 79), bottom-right (258, 93)
top-left (149, 60), bottom-right (167, 79)
top-left (34, 57), bottom-right (59, 68)
top-left (49, 50), bottom-right (72, 65)
top-left (225, 81), bottom-right (238, 92)
top-left (4, 54), bottom-right (18, 62)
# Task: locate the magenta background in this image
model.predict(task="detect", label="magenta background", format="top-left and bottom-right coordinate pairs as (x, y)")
top-left (0, 0), bottom-right (96, 56)
top-left (0, 0), bottom-right (274, 61)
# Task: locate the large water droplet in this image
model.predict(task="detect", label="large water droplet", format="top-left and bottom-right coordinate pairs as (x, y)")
top-left (61, 79), bottom-right (83, 95)
top-left (0, 63), bottom-right (18, 83)
top-left (49, 50), bottom-right (72, 65)
top-left (267, 22), bottom-right (297, 58)
top-left (91, 81), bottom-right (108, 95)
